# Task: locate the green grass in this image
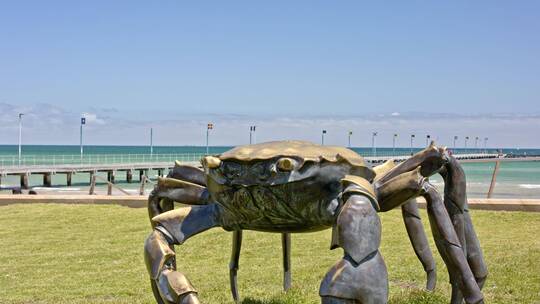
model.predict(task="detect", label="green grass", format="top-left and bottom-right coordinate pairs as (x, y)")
top-left (0, 204), bottom-right (538, 304)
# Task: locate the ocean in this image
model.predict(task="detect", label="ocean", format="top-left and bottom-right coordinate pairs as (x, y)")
top-left (1, 145), bottom-right (539, 199)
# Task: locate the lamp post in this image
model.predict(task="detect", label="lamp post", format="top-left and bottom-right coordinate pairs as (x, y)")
top-left (484, 137), bottom-right (488, 153)
top-left (426, 134), bottom-right (431, 147)
top-left (348, 131), bottom-right (353, 148)
top-left (206, 123), bottom-right (213, 155)
top-left (465, 136), bottom-right (469, 150)
top-left (18, 113), bottom-right (24, 166)
top-left (249, 126), bottom-right (256, 144)
top-left (410, 134), bottom-right (415, 155)
top-left (372, 132), bottom-right (378, 157)
top-left (475, 136), bottom-right (479, 152)
top-left (80, 115), bottom-right (86, 162)
top-left (453, 135), bottom-right (458, 150)
top-left (150, 128), bottom-right (154, 157)
top-left (321, 130), bottom-right (327, 145)
top-left (392, 133), bottom-right (398, 156)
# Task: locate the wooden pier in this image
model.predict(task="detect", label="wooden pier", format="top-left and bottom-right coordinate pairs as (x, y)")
top-left (1, 153), bottom-right (538, 190)
top-left (0, 162), bottom-right (199, 189)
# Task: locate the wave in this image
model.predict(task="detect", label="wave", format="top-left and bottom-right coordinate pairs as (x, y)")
top-left (519, 184), bottom-right (540, 189)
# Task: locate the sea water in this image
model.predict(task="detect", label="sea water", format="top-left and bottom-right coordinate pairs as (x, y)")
top-left (1, 145), bottom-right (539, 198)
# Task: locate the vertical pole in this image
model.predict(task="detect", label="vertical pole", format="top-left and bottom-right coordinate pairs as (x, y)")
top-left (487, 161), bottom-right (500, 198)
top-left (89, 174), bottom-right (96, 195)
top-left (321, 130), bottom-right (326, 145)
top-left (371, 132), bottom-right (377, 157)
top-left (80, 119), bottom-right (84, 163)
top-left (410, 134), bottom-right (415, 155)
top-left (18, 113), bottom-right (23, 166)
top-left (66, 172), bottom-right (72, 186)
top-left (150, 128), bottom-right (153, 157)
top-left (348, 132), bottom-right (351, 148)
top-left (453, 136), bottom-right (457, 151)
top-left (139, 175), bottom-right (147, 195)
top-left (206, 128), bottom-right (209, 155)
top-left (392, 134), bottom-right (397, 156)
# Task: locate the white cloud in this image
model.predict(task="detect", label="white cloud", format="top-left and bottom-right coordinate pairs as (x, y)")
top-left (82, 112), bottom-right (105, 125)
top-left (0, 103), bottom-right (538, 148)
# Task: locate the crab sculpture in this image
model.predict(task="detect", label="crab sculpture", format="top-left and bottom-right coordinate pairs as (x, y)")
top-left (144, 141), bottom-right (487, 304)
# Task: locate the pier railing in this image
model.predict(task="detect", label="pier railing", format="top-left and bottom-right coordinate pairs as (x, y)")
top-left (0, 151), bottom-right (505, 169)
top-left (0, 153), bottom-right (204, 168)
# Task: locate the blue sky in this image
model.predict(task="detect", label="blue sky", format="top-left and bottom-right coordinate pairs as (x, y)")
top-left (1, 1), bottom-right (539, 147)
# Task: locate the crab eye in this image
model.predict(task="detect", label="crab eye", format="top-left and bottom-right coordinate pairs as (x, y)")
top-left (277, 158), bottom-right (295, 171)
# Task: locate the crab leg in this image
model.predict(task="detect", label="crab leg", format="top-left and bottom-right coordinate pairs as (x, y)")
top-left (377, 168), bottom-right (483, 304)
top-left (229, 230), bottom-right (242, 303)
top-left (375, 142), bottom-right (446, 187)
top-left (282, 232), bottom-right (292, 291)
top-left (401, 198), bottom-right (437, 291)
top-left (145, 204), bottom-right (222, 304)
top-left (439, 156), bottom-right (488, 303)
top-left (147, 163), bottom-right (208, 223)
top-left (148, 177), bottom-right (209, 225)
top-left (374, 160), bottom-right (437, 291)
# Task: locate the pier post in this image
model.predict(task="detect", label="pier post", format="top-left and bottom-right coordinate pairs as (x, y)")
top-left (126, 170), bottom-right (133, 183)
top-left (20, 173), bottom-right (29, 189)
top-left (157, 169), bottom-right (162, 177)
top-left (66, 172), bottom-right (72, 186)
top-left (43, 173), bottom-right (52, 187)
top-left (89, 174), bottom-right (96, 195)
top-left (139, 175), bottom-right (147, 195)
top-left (487, 161), bottom-right (501, 198)
top-left (107, 171), bottom-right (115, 184)
top-left (139, 170), bottom-right (144, 181)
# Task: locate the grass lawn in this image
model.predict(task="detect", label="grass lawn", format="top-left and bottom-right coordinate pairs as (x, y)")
top-left (0, 203), bottom-right (539, 304)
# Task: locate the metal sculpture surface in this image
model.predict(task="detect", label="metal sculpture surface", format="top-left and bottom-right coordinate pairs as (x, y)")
top-left (144, 140), bottom-right (487, 304)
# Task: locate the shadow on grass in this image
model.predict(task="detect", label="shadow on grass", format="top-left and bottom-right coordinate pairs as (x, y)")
top-left (241, 298), bottom-right (288, 304)
top-left (389, 289), bottom-right (447, 304)
top-left (240, 289), bottom-right (447, 304)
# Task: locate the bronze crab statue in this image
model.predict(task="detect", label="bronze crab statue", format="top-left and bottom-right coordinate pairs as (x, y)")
top-left (144, 140), bottom-right (487, 304)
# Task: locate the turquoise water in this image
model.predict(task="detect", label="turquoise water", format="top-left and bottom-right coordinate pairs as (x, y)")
top-left (1, 145), bottom-right (539, 198)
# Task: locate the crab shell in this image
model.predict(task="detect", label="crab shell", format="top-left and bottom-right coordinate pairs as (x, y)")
top-left (202, 141), bottom-right (376, 232)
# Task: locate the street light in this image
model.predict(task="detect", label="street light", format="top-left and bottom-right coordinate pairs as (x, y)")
top-left (348, 131), bottom-right (353, 148)
top-left (465, 136), bottom-right (469, 150)
top-left (484, 137), bottom-right (488, 153)
top-left (249, 126), bottom-right (256, 144)
top-left (426, 134), bottom-right (431, 147)
top-left (475, 136), bottom-right (479, 152)
top-left (206, 123), bottom-right (213, 155)
top-left (150, 128), bottom-right (154, 157)
top-left (80, 115), bottom-right (86, 162)
top-left (18, 113), bottom-right (24, 166)
top-left (392, 133), bottom-right (398, 156)
top-left (372, 132), bottom-right (378, 157)
top-left (453, 135), bottom-right (458, 150)
top-left (410, 134), bottom-right (415, 155)
top-left (321, 130), bottom-right (327, 145)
